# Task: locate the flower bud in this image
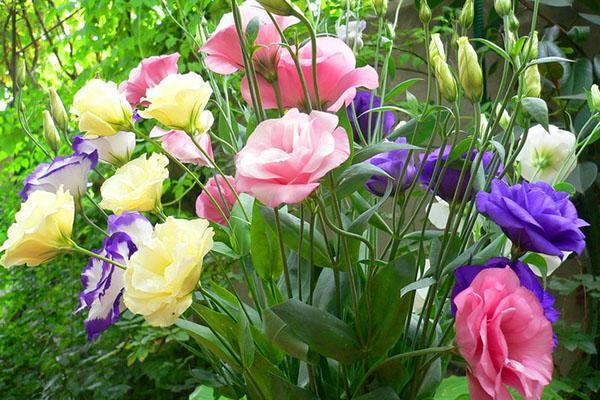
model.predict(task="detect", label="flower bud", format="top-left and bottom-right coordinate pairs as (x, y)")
top-left (495, 104), bottom-right (511, 130)
top-left (15, 58), bottom-right (26, 88)
top-left (523, 65), bottom-right (541, 98)
top-left (589, 84), bottom-right (600, 112)
top-left (508, 12), bottom-right (519, 33)
top-left (419, 0), bottom-right (432, 24)
top-left (48, 87), bottom-right (69, 132)
top-left (372, 0), bottom-right (388, 16)
top-left (494, 0), bottom-right (512, 17)
top-left (435, 61), bottom-right (458, 102)
top-left (42, 110), bottom-right (61, 153)
top-left (524, 31), bottom-right (539, 60)
top-left (459, 0), bottom-right (474, 29)
top-left (257, 0), bottom-right (298, 16)
top-left (457, 36), bottom-right (483, 102)
top-left (429, 33), bottom-right (447, 66)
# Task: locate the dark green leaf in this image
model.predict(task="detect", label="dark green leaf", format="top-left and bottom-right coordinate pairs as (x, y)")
top-left (353, 142), bottom-right (421, 164)
top-left (336, 162), bottom-right (392, 198)
top-left (251, 202), bottom-right (284, 281)
top-left (355, 387), bottom-right (400, 400)
top-left (521, 97), bottom-right (549, 131)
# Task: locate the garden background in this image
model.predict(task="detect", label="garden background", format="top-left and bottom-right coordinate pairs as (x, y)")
top-left (1, 0), bottom-right (599, 399)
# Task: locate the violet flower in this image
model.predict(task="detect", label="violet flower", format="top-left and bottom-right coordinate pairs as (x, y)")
top-left (476, 179), bottom-right (588, 257)
top-left (347, 91), bottom-right (395, 142)
top-left (365, 137), bottom-right (417, 196)
top-left (72, 131), bottom-right (136, 166)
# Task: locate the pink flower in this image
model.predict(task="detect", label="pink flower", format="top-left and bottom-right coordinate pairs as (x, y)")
top-left (454, 267), bottom-right (554, 400)
top-left (119, 53), bottom-right (180, 106)
top-left (200, 0), bottom-right (298, 79)
top-left (235, 109), bottom-right (350, 207)
top-left (195, 175), bottom-right (237, 225)
top-left (242, 37), bottom-right (379, 112)
top-left (150, 126), bottom-right (214, 167)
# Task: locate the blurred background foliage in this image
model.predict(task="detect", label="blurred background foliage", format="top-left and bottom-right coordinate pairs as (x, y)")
top-left (0, 0), bottom-right (599, 399)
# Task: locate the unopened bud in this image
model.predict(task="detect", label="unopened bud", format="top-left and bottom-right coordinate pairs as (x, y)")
top-left (457, 36), bottom-right (483, 102)
top-left (508, 12), bottom-right (519, 33)
top-left (524, 31), bottom-right (539, 60)
top-left (372, 0), bottom-right (388, 16)
top-left (42, 110), bottom-right (61, 153)
top-left (495, 104), bottom-right (511, 129)
top-left (48, 88), bottom-right (69, 132)
top-left (589, 84), bottom-right (600, 112)
top-left (419, 0), bottom-right (432, 25)
top-left (435, 61), bottom-right (458, 102)
top-left (15, 58), bottom-right (26, 87)
top-left (429, 33), bottom-right (447, 66)
top-left (522, 65), bottom-right (541, 98)
top-left (494, 0), bottom-right (512, 17)
top-left (459, 0), bottom-right (474, 29)
top-left (257, 0), bottom-right (298, 16)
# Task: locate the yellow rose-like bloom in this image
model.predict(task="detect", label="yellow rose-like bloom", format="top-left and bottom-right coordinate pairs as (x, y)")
top-left (71, 79), bottom-right (133, 136)
top-left (99, 153), bottom-right (169, 215)
top-left (457, 36), bottom-right (483, 102)
top-left (1, 188), bottom-right (74, 268)
top-left (138, 73), bottom-right (214, 135)
top-left (124, 217), bottom-right (214, 326)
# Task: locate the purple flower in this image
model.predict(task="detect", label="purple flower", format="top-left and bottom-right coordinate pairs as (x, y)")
top-left (365, 137), bottom-right (417, 196)
top-left (19, 151), bottom-right (98, 201)
top-left (451, 257), bottom-right (560, 346)
top-left (347, 91), bottom-right (395, 142)
top-left (76, 212), bottom-right (153, 340)
top-left (476, 179), bottom-right (588, 257)
top-left (72, 131), bottom-right (136, 166)
top-left (419, 146), bottom-right (501, 202)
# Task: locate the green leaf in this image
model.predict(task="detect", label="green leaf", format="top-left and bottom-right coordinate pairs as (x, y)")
top-left (537, 0), bottom-right (572, 6)
top-left (566, 26), bottom-right (590, 43)
top-left (471, 38), bottom-right (512, 64)
top-left (336, 162), bottom-right (392, 198)
top-left (349, 192), bottom-right (393, 233)
top-left (384, 78), bottom-right (423, 102)
top-left (259, 206), bottom-right (331, 267)
top-left (521, 97), bottom-right (549, 131)
top-left (561, 58), bottom-right (593, 97)
top-left (245, 16), bottom-right (261, 46)
top-left (211, 242), bottom-right (240, 259)
top-left (579, 13), bottom-right (600, 25)
top-left (269, 373), bottom-right (317, 400)
top-left (400, 277), bottom-right (436, 297)
top-left (355, 387), bottom-right (400, 400)
top-left (238, 309), bottom-right (255, 368)
top-left (567, 161), bottom-right (598, 193)
top-left (553, 181), bottom-right (576, 196)
top-left (230, 194), bottom-right (253, 256)
top-left (269, 299), bottom-right (363, 364)
top-left (176, 319), bottom-right (240, 369)
top-left (434, 376), bottom-right (469, 400)
top-left (263, 309), bottom-right (311, 362)
top-left (251, 202), bottom-right (284, 281)
top-left (353, 142), bottom-right (421, 164)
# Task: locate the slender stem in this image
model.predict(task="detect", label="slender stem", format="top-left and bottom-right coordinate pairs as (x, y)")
top-left (70, 240), bottom-right (127, 270)
top-left (274, 207), bottom-right (293, 298)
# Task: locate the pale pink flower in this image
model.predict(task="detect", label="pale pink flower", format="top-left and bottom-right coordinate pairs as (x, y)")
top-left (119, 53), bottom-right (180, 106)
top-left (195, 175), bottom-right (237, 225)
top-left (235, 109), bottom-right (350, 207)
top-left (200, 0), bottom-right (298, 80)
top-left (454, 267), bottom-right (554, 400)
top-left (150, 126), bottom-right (214, 167)
top-left (242, 37), bottom-right (379, 112)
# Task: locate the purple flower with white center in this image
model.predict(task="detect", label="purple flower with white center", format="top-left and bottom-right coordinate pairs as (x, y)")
top-left (365, 137), bottom-right (417, 196)
top-left (347, 91), bottom-right (395, 142)
top-left (418, 145), bottom-right (501, 202)
top-left (72, 131), bottom-right (136, 166)
top-left (19, 151), bottom-right (98, 201)
top-left (476, 179), bottom-right (588, 257)
top-left (77, 212), bottom-right (153, 340)
top-left (451, 257), bottom-right (560, 346)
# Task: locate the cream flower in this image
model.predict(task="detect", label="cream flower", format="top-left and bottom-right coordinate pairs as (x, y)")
top-left (1, 188), bottom-right (74, 267)
top-left (99, 153), bottom-right (169, 214)
top-left (71, 79), bottom-right (133, 136)
top-left (123, 217), bottom-right (214, 326)
top-left (138, 73), bottom-right (214, 135)
top-left (516, 124), bottom-right (577, 184)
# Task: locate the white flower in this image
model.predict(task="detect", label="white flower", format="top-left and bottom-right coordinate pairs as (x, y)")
top-left (413, 260), bottom-right (431, 313)
top-left (530, 252), bottom-right (572, 277)
top-left (336, 20), bottom-right (366, 53)
top-left (516, 124), bottom-right (577, 184)
top-left (73, 131), bottom-right (136, 166)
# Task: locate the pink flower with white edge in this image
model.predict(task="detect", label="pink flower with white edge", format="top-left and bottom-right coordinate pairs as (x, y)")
top-left (242, 37), bottom-right (379, 112)
top-left (235, 109), bottom-right (350, 207)
top-left (195, 175), bottom-right (237, 225)
top-left (201, 0), bottom-right (298, 80)
top-left (119, 53), bottom-right (180, 106)
top-left (454, 267), bottom-right (554, 400)
top-left (150, 126), bottom-right (214, 167)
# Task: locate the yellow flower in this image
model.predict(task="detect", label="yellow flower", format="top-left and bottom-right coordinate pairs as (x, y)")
top-left (1, 188), bottom-right (74, 268)
top-left (99, 153), bottom-right (169, 215)
top-left (124, 217), bottom-right (214, 326)
top-left (138, 73), bottom-right (214, 135)
top-left (71, 79), bottom-right (133, 136)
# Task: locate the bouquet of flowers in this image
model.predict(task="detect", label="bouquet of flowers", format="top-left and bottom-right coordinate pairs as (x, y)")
top-left (2, 0), bottom-right (597, 398)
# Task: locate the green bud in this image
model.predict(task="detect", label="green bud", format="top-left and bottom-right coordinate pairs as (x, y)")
top-left (435, 61), bottom-right (458, 102)
top-left (429, 33), bottom-right (447, 67)
top-left (42, 110), bottom-right (61, 153)
top-left (48, 87), bottom-right (69, 132)
top-left (508, 12), bottom-right (519, 33)
top-left (256, 0), bottom-right (298, 16)
top-left (457, 36), bottom-right (483, 102)
top-left (419, 0), bottom-right (432, 25)
top-left (15, 58), bottom-right (26, 87)
top-left (459, 0), bottom-right (474, 29)
top-left (494, 0), bottom-right (512, 17)
top-left (522, 65), bottom-right (541, 98)
top-left (525, 31), bottom-right (539, 60)
top-left (372, 0), bottom-right (388, 16)
top-left (589, 84), bottom-right (600, 112)
top-left (495, 104), bottom-right (511, 130)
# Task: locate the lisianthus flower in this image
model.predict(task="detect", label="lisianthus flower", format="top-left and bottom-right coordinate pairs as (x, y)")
top-left (336, 20), bottom-right (366, 53)
top-left (515, 124), bottom-right (577, 184)
top-left (195, 175), bottom-right (237, 225)
top-left (347, 90), bottom-right (395, 142)
top-left (1, 188), bottom-right (74, 268)
top-left (243, 37), bottom-right (379, 112)
top-left (119, 53), bottom-right (180, 106)
top-left (454, 267), bottom-right (553, 400)
top-left (19, 151), bottom-right (98, 201)
top-left (419, 146), bottom-right (502, 202)
top-left (476, 179), bottom-right (588, 257)
top-left (150, 126), bottom-right (214, 167)
top-left (201, 0), bottom-right (298, 80)
top-left (235, 109), bottom-right (350, 207)
top-left (365, 137), bottom-right (416, 196)
top-left (72, 131), bottom-right (136, 166)
top-left (77, 212), bottom-right (153, 340)
top-left (124, 217), bottom-right (214, 327)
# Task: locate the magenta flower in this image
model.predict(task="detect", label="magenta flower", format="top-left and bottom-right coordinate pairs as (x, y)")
top-left (119, 53), bottom-right (180, 106)
top-left (195, 175), bottom-right (237, 225)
